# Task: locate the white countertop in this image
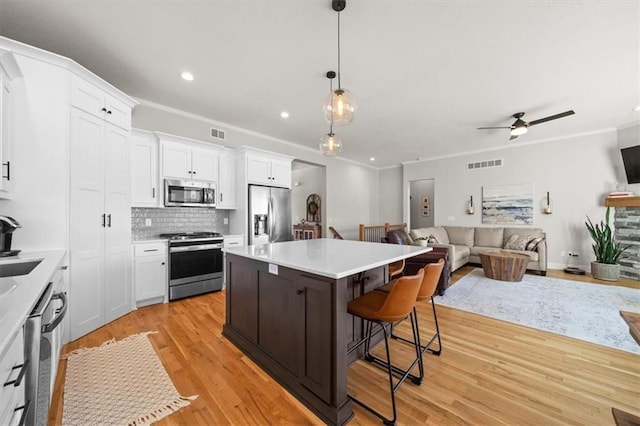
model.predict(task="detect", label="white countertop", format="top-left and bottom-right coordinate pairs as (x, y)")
top-left (0, 250), bottom-right (66, 358)
top-left (224, 239), bottom-right (431, 279)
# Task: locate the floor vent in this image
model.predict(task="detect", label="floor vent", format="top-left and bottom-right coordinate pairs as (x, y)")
top-left (210, 127), bottom-right (226, 140)
top-left (467, 158), bottom-right (503, 170)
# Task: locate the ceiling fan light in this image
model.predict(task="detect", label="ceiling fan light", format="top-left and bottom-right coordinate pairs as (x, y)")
top-left (510, 126), bottom-right (528, 137)
top-left (322, 88), bottom-right (357, 127)
top-left (319, 132), bottom-right (342, 157)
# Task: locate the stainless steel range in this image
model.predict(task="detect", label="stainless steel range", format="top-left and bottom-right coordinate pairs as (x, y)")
top-left (159, 232), bottom-right (224, 301)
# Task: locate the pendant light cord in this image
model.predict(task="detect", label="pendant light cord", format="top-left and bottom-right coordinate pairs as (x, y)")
top-left (337, 11), bottom-right (341, 89)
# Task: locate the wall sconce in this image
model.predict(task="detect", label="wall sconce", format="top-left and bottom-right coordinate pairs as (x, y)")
top-left (467, 195), bottom-right (474, 214)
top-left (543, 191), bottom-right (552, 214)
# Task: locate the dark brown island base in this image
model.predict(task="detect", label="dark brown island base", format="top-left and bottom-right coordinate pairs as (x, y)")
top-left (222, 239), bottom-right (430, 425)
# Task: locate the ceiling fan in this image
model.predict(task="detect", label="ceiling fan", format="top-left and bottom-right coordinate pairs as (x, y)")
top-left (478, 110), bottom-right (575, 140)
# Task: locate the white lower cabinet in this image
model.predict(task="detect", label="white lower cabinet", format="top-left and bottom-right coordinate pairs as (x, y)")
top-left (134, 241), bottom-right (167, 307)
top-left (0, 328), bottom-right (25, 425)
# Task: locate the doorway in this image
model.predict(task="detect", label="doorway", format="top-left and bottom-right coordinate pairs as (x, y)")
top-left (409, 179), bottom-right (434, 229)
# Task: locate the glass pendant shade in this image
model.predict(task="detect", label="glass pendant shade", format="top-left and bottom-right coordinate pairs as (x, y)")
top-left (322, 88), bottom-right (357, 127)
top-left (319, 132), bottom-right (342, 157)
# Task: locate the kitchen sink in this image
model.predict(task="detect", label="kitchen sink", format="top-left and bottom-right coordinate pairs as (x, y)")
top-left (0, 259), bottom-right (42, 278)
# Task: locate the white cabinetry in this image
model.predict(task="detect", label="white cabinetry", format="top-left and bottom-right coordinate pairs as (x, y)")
top-left (133, 241), bottom-right (167, 307)
top-left (71, 77), bottom-right (131, 129)
top-left (131, 129), bottom-right (158, 207)
top-left (0, 52), bottom-right (21, 199)
top-left (247, 153), bottom-right (292, 188)
top-left (218, 149), bottom-right (237, 209)
top-left (69, 83), bottom-right (132, 341)
top-left (0, 328), bottom-right (25, 425)
top-left (160, 138), bottom-right (219, 182)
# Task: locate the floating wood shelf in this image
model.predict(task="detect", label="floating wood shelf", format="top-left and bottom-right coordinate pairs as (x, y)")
top-left (604, 196), bottom-right (640, 207)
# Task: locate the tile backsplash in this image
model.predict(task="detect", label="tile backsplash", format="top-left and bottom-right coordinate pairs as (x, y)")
top-left (131, 208), bottom-right (230, 240)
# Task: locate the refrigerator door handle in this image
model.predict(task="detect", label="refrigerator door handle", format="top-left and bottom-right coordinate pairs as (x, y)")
top-left (268, 196), bottom-right (274, 241)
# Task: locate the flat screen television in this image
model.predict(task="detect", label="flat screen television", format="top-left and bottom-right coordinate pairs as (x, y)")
top-left (621, 145), bottom-right (640, 184)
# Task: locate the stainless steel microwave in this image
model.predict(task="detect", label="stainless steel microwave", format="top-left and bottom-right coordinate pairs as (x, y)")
top-left (164, 179), bottom-right (216, 208)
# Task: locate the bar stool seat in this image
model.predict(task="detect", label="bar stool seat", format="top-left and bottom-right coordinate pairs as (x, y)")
top-left (388, 259), bottom-right (405, 280)
top-left (347, 269), bottom-right (424, 426)
top-left (372, 258), bottom-right (445, 384)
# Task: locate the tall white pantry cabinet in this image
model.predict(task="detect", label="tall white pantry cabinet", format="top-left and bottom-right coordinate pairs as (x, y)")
top-left (0, 37), bottom-right (137, 341)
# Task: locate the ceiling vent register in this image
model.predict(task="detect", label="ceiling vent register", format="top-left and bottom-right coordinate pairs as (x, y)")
top-left (467, 158), bottom-right (503, 170)
top-left (210, 127), bottom-right (226, 140)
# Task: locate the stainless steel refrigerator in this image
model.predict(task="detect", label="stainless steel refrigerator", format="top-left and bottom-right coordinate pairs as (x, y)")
top-left (248, 185), bottom-right (292, 245)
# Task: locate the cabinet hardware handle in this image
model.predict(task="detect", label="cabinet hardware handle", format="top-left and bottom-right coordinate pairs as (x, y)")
top-left (101, 107), bottom-right (107, 112)
top-left (296, 289), bottom-right (305, 295)
top-left (15, 399), bottom-right (30, 426)
top-left (220, 193), bottom-right (223, 202)
top-left (107, 214), bottom-right (112, 227)
top-left (60, 265), bottom-right (68, 270)
top-left (152, 188), bottom-right (155, 198)
top-left (102, 214), bottom-right (106, 227)
top-left (161, 262), bottom-right (165, 265)
top-left (106, 110), bottom-right (112, 114)
top-left (143, 249), bottom-right (158, 252)
top-left (4, 359), bottom-right (29, 387)
top-left (2, 161), bottom-right (10, 180)
top-left (192, 171), bottom-right (196, 175)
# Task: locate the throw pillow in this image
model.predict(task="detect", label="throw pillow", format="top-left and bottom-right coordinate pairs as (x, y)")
top-left (526, 237), bottom-right (544, 251)
top-left (504, 234), bottom-right (532, 251)
top-left (427, 234), bottom-right (440, 244)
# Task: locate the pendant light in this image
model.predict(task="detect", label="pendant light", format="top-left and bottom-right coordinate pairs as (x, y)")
top-left (322, 0), bottom-right (357, 127)
top-left (319, 71), bottom-right (343, 157)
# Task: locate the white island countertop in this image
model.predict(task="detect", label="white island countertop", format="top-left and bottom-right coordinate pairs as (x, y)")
top-left (0, 250), bottom-right (66, 358)
top-left (224, 238), bottom-right (431, 279)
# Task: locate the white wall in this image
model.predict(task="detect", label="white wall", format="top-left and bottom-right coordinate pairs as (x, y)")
top-left (291, 164), bottom-right (324, 225)
top-left (402, 130), bottom-right (620, 270)
top-left (132, 102), bottom-right (379, 241)
top-left (377, 166), bottom-right (403, 225)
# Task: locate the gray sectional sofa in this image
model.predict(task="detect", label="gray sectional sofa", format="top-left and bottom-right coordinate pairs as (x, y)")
top-left (409, 226), bottom-right (547, 275)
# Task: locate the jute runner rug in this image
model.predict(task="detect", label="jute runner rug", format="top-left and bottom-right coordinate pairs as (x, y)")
top-left (62, 331), bottom-right (197, 425)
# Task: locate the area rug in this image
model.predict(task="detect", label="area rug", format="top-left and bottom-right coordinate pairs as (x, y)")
top-left (434, 269), bottom-right (640, 354)
top-left (62, 331), bottom-right (197, 425)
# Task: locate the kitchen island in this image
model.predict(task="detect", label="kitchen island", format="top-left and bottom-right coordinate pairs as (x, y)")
top-left (222, 239), bottom-right (430, 425)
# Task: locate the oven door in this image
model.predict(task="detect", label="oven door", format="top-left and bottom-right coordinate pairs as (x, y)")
top-left (168, 241), bottom-right (224, 286)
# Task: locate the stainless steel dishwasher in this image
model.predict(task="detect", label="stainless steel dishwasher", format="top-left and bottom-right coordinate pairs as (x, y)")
top-left (24, 281), bottom-right (67, 426)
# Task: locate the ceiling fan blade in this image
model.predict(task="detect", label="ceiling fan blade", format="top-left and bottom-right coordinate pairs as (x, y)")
top-left (528, 110), bottom-right (575, 126)
top-left (509, 134), bottom-right (519, 141)
top-left (477, 126), bottom-right (513, 130)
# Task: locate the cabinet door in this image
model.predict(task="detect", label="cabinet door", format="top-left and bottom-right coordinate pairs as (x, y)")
top-left (297, 275), bottom-right (332, 404)
top-left (218, 152), bottom-right (236, 208)
top-left (162, 142), bottom-right (192, 179)
top-left (247, 155), bottom-right (271, 185)
top-left (227, 256), bottom-right (258, 343)
top-left (258, 270), bottom-right (301, 376)
top-left (270, 158), bottom-right (292, 188)
top-left (104, 95), bottom-right (131, 129)
top-left (71, 78), bottom-right (106, 119)
top-left (131, 131), bottom-right (158, 207)
top-left (135, 255), bottom-right (167, 302)
top-left (69, 109), bottom-right (105, 341)
top-left (0, 67), bottom-right (12, 196)
top-left (103, 123), bottom-right (132, 324)
top-left (191, 146), bottom-right (218, 182)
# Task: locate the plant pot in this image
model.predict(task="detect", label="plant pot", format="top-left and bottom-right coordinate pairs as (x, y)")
top-left (590, 261), bottom-right (621, 281)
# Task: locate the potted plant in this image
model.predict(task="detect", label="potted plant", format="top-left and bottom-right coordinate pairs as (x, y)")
top-left (585, 206), bottom-right (628, 281)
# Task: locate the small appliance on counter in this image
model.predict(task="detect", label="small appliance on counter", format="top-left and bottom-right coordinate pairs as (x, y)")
top-left (0, 215), bottom-right (21, 257)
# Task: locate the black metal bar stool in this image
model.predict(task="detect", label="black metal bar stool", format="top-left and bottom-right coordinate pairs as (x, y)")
top-left (370, 258), bottom-right (445, 384)
top-left (347, 268), bottom-right (425, 426)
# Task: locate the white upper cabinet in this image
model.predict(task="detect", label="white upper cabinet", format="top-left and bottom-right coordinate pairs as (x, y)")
top-left (218, 149), bottom-right (237, 209)
top-left (72, 77), bottom-right (131, 129)
top-left (246, 152), bottom-right (292, 188)
top-left (0, 52), bottom-right (21, 199)
top-left (159, 135), bottom-right (219, 183)
top-left (130, 129), bottom-right (158, 207)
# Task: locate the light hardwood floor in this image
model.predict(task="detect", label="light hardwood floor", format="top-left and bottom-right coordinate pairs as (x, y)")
top-left (49, 267), bottom-right (640, 425)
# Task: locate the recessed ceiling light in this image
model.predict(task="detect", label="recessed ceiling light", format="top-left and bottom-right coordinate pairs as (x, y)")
top-left (181, 71), bottom-right (194, 81)
top-left (280, 111), bottom-right (290, 119)
top-left (369, 157), bottom-right (375, 161)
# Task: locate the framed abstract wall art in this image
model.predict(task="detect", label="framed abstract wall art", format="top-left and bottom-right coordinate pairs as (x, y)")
top-left (482, 183), bottom-right (533, 224)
